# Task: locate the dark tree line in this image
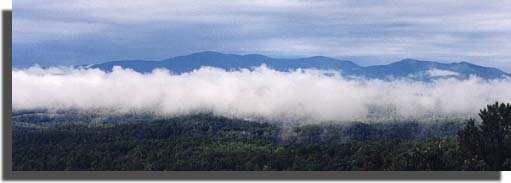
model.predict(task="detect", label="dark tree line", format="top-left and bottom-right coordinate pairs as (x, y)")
top-left (12, 102), bottom-right (511, 171)
top-left (458, 102), bottom-right (511, 170)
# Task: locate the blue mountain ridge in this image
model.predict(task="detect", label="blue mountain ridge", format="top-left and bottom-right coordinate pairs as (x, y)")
top-left (90, 51), bottom-right (510, 81)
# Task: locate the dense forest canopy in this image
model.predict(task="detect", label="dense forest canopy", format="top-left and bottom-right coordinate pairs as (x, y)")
top-left (12, 102), bottom-right (511, 171)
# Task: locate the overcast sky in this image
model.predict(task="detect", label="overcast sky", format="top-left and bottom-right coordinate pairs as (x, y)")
top-left (13, 0), bottom-right (511, 72)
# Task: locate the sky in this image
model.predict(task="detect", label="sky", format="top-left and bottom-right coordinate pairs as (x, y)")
top-left (13, 0), bottom-right (511, 72)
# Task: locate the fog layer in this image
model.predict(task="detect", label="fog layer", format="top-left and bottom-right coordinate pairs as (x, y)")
top-left (12, 66), bottom-right (511, 122)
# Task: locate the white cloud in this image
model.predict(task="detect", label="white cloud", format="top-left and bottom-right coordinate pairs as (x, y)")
top-left (427, 69), bottom-right (460, 77)
top-left (12, 66), bottom-right (511, 122)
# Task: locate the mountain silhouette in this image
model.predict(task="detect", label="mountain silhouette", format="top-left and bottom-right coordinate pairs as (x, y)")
top-left (90, 51), bottom-right (510, 81)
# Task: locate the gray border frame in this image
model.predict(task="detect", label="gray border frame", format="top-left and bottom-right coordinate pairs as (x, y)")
top-left (1, 10), bottom-right (502, 180)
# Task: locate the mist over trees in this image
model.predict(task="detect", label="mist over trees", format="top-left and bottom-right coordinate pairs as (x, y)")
top-left (11, 102), bottom-right (511, 171)
top-left (13, 66), bottom-right (511, 122)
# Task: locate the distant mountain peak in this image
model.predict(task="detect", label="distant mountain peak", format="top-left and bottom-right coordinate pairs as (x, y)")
top-left (393, 58), bottom-right (435, 65)
top-left (456, 61), bottom-right (478, 66)
top-left (90, 52), bottom-right (509, 81)
top-left (241, 54), bottom-right (271, 59)
top-left (309, 56), bottom-right (330, 59)
top-left (183, 51), bottom-right (226, 57)
top-left (400, 58), bottom-right (421, 62)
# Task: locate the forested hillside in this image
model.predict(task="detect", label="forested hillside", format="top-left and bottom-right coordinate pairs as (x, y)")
top-left (12, 110), bottom-right (508, 171)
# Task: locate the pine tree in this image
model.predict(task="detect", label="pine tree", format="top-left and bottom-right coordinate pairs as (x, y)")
top-left (458, 102), bottom-right (511, 170)
top-left (479, 102), bottom-right (511, 170)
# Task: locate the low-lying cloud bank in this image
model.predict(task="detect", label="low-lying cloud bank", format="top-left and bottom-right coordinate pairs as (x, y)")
top-left (12, 65), bottom-right (511, 122)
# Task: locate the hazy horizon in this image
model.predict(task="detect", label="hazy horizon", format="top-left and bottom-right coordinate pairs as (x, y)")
top-left (13, 0), bottom-right (511, 72)
top-left (10, 51), bottom-right (511, 74)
